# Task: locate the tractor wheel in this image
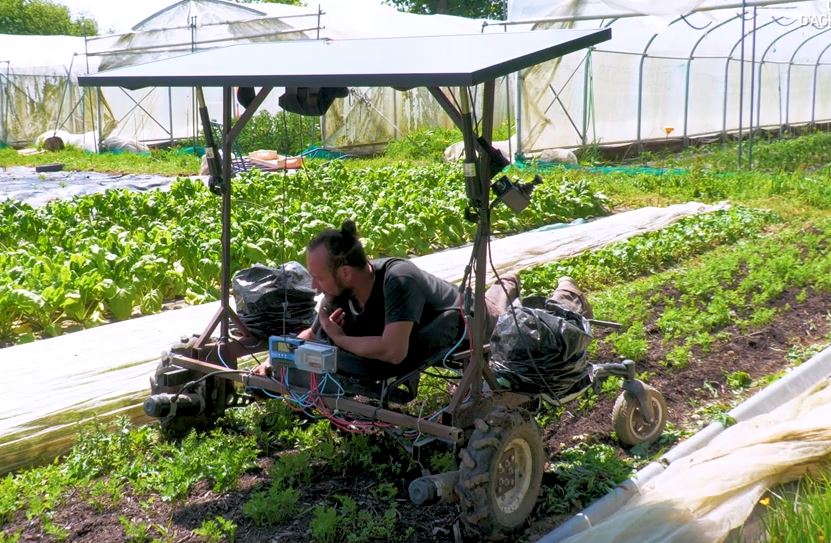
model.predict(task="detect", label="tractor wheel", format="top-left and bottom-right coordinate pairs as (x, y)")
top-left (456, 406), bottom-right (544, 540)
top-left (612, 384), bottom-right (667, 446)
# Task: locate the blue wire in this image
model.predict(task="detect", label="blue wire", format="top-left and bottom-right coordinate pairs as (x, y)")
top-left (442, 319), bottom-right (468, 369)
top-left (283, 368), bottom-right (316, 408)
top-left (323, 372), bottom-right (345, 397)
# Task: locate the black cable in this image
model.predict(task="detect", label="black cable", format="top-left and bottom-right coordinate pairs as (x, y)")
top-left (448, 88), bottom-right (462, 117)
top-left (171, 369), bottom-right (250, 403)
top-left (485, 209), bottom-right (561, 401)
top-left (280, 111), bottom-right (292, 338)
top-left (230, 337), bottom-right (262, 366)
top-left (469, 87), bottom-right (480, 135)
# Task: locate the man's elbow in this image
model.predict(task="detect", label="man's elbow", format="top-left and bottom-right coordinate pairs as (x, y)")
top-left (384, 345), bottom-right (409, 365)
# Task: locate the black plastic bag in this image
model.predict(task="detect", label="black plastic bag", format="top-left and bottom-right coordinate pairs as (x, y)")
top-left (232, 262), bottom-right (317, 338)
top-left (489, 298), bottom-right (593, 397)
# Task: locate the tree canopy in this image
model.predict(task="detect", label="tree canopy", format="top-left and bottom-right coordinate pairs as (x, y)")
top-left (0, 0), bottom-right (97, 36)
top-left (386, 0), bottom-right (506, 20)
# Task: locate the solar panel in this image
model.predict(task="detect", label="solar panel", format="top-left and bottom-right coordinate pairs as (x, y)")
top-left (79, 29), bottom-right (610, 89)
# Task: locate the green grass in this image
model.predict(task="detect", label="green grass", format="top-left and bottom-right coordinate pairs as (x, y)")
top-left (0, 147), bottom-right (200, 176)
top-left (648, 130), bottom-right (831, 174)
top-left (761, 467), bottom-right (831, 542)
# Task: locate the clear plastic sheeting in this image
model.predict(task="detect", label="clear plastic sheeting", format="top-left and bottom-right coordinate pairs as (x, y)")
top-left (82, 0), bottom-right (313, 144)
top-left (5, 1), bottom-right (831, 152)
top-left (323, 84), bottom-right (512, 152)
top-left (0, 167), bottom-right (178, 207)
top-left (559, 377), bottom-right (831, 543)
top-left (507, 0), bottom-right (831, 153)
top-left (0, 34), bottom-right (114, 146)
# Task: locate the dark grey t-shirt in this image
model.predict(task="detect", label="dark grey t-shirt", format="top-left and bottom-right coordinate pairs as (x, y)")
top-left (316, 258), bottom-right (460, 359)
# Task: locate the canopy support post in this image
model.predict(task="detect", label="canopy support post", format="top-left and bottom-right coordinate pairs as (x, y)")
top-left (220, 86), bottom-right (233, 342)
top-left (438, 81), bottom-right (500, 422)
top-left (193, 86), bottom-right (272, 352)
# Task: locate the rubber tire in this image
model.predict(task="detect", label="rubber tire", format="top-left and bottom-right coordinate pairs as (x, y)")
top-left (612, 384), bottom-right (667, 446)
top-left (456, 406), bottom-right (545, 540)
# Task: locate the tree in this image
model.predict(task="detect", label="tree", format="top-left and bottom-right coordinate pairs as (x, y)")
top-left (386, 0), bottom-right (506, 20)
top-left (0, 0), bottom-right (97, 36)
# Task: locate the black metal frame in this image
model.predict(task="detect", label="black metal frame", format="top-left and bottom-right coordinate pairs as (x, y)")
top-left (183, 79), bottom-right (521, 443)
top-left (179, 80), bottom-right (662, 443)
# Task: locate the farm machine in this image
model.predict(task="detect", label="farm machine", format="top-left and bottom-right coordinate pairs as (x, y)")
top-left (81, 28), bottom-right (666, 539)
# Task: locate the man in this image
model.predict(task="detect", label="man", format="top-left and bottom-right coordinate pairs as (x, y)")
top-left (253, 220), bottom-right (590, 378)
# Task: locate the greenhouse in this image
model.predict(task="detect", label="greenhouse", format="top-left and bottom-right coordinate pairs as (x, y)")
top-left (1, 0), bottom-right (830, 157)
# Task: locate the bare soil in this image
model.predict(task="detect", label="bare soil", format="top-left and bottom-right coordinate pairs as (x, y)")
top-left (5, 289), bottom-right (830, 543)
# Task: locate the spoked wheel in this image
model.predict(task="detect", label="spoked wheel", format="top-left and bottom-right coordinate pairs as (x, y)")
top-left (612, 383), bottom-right (667, 446)
top-left (456, 406), bottom-right (544, 539)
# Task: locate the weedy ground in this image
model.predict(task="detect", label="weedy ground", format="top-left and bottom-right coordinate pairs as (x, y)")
top-left (2, 130), bottom-right (831, 542)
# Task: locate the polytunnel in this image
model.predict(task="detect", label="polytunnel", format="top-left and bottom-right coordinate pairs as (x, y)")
top-left (500, 0), bottom-right (831, 158)
top-left (0, 34), bottom-right (114, 147)
top-left (4, 0), bottom-right (830, 155)
top-left (81, 0), bottom-right (317, 145)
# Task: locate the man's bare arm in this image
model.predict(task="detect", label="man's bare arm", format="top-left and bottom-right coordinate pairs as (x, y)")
top-left (321, 316), bottom-right (413, 364)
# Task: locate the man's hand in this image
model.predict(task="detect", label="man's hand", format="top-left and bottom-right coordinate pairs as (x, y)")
top-left (251, 362), bottom-right (271, 377)
top-left (319, 307), bottom-right (346, 341)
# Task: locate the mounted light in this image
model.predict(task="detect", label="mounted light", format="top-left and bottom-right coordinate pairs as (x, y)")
top-left (491, 174), bottom-right (543, 214)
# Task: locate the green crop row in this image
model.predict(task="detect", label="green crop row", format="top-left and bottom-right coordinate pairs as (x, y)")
top-left (581, 219), bottom-right (831, 365)
top-left (0, 402), bottom-right (440, 542)
top-left (519, 206), bottom-right (779, 296)
top-left (0, 161), bottom-right (607, 344)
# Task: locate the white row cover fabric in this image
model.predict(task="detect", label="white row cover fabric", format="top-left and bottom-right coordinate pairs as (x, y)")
top-left (508, 0), bottom-right (831, 153)
top-left (561, 376), bottom-right (831, 543)
top-left (0, 201), bottom-right (723, 473)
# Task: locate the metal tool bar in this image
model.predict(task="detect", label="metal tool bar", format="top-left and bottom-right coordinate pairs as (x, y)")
top-left (169, 355), bottom-right (465, 443)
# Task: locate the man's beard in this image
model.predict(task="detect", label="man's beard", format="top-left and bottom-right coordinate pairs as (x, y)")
top-left (330, 281), bottom-right (353, 307)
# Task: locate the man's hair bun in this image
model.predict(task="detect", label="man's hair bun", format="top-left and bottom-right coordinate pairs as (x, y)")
top-left (307, 219), bottom-right (367, 271)
top-left (341, 220), bottom-right (358, 238)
